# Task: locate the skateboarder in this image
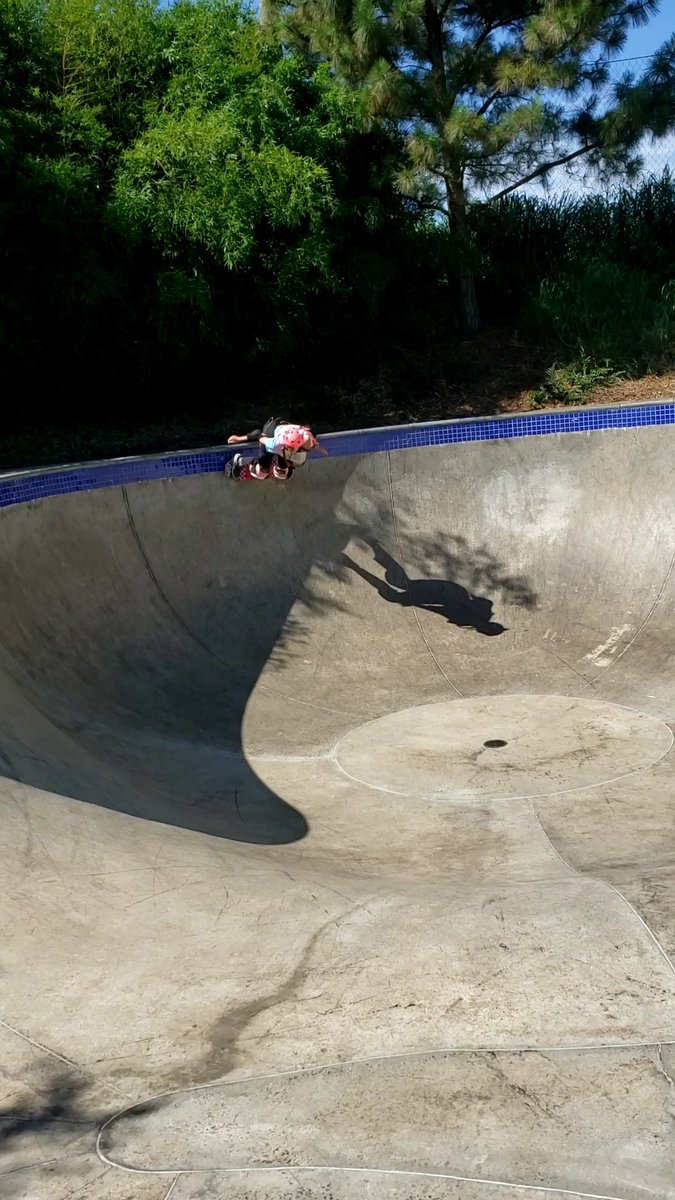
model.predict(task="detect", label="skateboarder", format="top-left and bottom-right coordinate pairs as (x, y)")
top-left (227, 417), bottom-right (329, 480)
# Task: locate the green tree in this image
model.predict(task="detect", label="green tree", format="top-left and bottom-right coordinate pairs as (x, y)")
top-left (277, 0), bottom-right (675, 331)
top-left (41, 0), bottom-right (167, 169)
top-left (1, 0), bottom-right (424, 428)
top-left (0, 0), bottom-right (169, 417)
top-left (114, 0), bottom-right (407, 353)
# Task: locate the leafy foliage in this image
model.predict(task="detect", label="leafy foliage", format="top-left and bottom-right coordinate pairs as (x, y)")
top-left (531, 355), bottom-right (624, 408)
top-left (1, 0), bottom-right (415, 424)
top-left (1, 0), bottom-right (674, 463)
top-left (528, 262), bottom-right (675, 371)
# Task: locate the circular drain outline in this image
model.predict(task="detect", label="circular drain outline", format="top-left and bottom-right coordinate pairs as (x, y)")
top-left (331, 692), bottom-right (674, 804)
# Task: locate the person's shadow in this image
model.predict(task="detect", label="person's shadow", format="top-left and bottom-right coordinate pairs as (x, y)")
top-left (342, 539), bottom-right (507, 636)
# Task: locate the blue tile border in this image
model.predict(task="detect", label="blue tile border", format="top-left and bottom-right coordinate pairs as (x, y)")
top-left (1, 401), bottom-right (674, 510)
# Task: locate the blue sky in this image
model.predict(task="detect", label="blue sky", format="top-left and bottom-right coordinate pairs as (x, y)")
top-left (483, 6), bottom-right (675, 198)
top-left (623, 6), bottom-right (674, 60)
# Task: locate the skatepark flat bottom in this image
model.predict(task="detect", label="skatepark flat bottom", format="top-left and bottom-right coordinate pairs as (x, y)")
top-left (1, 425), bottom-right (675, 1199)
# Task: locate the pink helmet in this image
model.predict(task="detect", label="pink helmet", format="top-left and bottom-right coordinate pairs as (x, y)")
top-left (278, 424), bottom-right (314, 452)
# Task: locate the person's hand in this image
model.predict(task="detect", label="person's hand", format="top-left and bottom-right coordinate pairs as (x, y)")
top-left (227, 435), bottom-right (243, 444)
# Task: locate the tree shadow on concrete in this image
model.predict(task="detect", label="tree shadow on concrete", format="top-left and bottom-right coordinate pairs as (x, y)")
top-left (0, 1074), bottom-right (87, 1147)
top-left (0, 1064), bottom-right (154, 1199)
top-left (0, 459), bottom-right (538, 846)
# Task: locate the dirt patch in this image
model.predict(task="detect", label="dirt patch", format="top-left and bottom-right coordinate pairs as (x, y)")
top-left (378, 332), bottom-right (675, 425)
top-left (577, 372), bottom-right (675, 408)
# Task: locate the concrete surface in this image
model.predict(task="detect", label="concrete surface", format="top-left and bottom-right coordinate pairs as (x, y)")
top-left (1, 424), bottom-right (675, 1199)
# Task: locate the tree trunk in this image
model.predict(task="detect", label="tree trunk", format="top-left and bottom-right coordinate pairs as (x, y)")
top-left (445, 173), bottom-right (480, 335)
top-left (458, 263), bottom-right (480, 336)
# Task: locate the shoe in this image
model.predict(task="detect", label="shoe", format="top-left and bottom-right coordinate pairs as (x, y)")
top-left (230, 452), bottom-right (244, 478)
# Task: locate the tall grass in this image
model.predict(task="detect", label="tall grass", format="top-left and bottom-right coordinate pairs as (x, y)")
top-left (473, 171), bottom-right (675, 378)
top-left (475, 171), bottom-right (675, 299)
top-left (529, 264), bottom-right (675, 371)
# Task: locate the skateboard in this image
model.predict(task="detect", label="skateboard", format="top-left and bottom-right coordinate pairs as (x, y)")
top-left (224, 454), bottom-right (292, 482)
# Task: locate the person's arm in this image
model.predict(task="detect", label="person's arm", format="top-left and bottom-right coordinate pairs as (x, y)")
top-left (314, 437), bottom-right (329, 457)
top-left (227, 427), bottom-right (263, 445)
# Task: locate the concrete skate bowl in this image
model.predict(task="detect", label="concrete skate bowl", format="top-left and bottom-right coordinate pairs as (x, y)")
top-left (2, 410), bottom-right (675, 1200)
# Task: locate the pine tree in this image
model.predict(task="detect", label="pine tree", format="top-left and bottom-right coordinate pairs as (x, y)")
top-left (277, 0), bottom-right (675, 332)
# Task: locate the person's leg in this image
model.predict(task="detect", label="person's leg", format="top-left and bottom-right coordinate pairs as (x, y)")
top-left (251, 418), bottom-right (291, 477)
top-left (271, 456), bottom-right (294, 480)
top-left (254, 418), bottom-right (298, 478)
top-left (250, 448), bottom-right (273, 479)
